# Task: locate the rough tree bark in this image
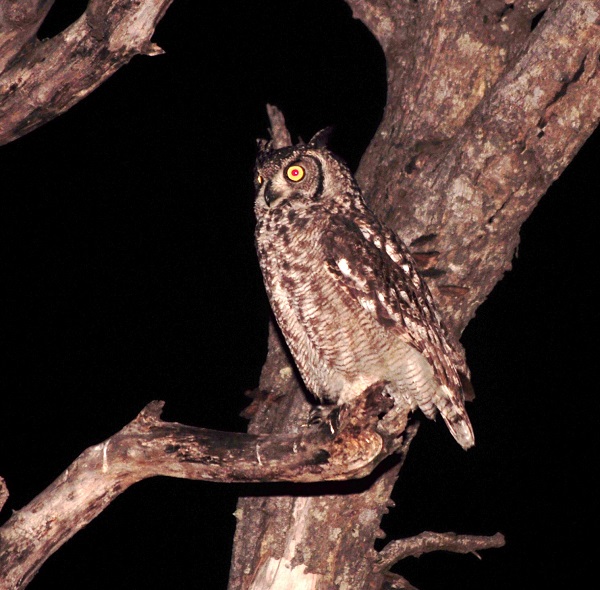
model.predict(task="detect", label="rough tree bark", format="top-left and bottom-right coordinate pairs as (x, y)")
top-left (228, 1), bottom-right (600, 589)
top-left (0, 1), bottom-right (598, 590)
top-left (0, 0), bottom-right (173, 145)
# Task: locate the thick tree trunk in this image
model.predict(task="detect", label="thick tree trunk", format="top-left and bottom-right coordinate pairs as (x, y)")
top-left (227, 1), bottom-right (600, 588)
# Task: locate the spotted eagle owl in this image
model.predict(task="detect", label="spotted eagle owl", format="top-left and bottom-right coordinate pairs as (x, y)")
top-left (253, 132), bottom-right (474, 449)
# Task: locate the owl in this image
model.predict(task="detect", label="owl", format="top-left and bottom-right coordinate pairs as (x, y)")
top-left (253, 131), bottom-right (474, 449)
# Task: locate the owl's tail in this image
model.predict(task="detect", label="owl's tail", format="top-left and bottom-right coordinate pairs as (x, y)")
top-left (435, 385), bottom-right (475, 450)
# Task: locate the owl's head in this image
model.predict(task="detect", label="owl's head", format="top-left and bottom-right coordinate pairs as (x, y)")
top-left (253, 130), bottom-right (359, 214)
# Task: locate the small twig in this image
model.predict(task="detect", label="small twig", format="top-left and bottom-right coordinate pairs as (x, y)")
top-left (376, 531), bottom-right (506, 571)
top-left (266, 104), bottom-right (292, 148)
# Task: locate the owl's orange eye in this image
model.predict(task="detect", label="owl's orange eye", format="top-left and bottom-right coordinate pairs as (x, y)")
top-left (257, 174), bottom-right (263, 185)
top-left (286, 165), bottom-right (305, 182)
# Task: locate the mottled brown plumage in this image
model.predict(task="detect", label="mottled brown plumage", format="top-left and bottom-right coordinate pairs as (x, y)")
top-left (254, 134), bottom-right (474, 449)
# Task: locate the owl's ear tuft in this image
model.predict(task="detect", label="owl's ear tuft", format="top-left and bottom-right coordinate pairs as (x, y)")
top-left (256, 138), bottom-right (272, 153)
top-left (256, 138), bottom-right (275, 165)
top-left (308, 127), bottom-right (334, 148)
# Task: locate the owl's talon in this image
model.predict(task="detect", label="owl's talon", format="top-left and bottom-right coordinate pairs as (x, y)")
top-left (307, 409), bottom-right (319, 426)
top-left (307, 406), bottom-right (341, 435)
top-left (307, 406), bottom-right (326, 426)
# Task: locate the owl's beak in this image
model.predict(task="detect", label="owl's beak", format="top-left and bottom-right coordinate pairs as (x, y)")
top-left (263, 182), bottom-right (274, 207)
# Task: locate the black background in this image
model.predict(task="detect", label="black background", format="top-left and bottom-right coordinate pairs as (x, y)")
top-left (1, 1), bottom-right (598, 588)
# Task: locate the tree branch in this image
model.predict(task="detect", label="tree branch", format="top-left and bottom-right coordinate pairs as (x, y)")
top-left (376, 532), bottom-right (506, 589)
top-left (0, 1), bottom-right (54, 74)
top-left (266, 103), bottom-right (292, 148)
top-left (0, 0), bottom-right (174, 146)
top-left (0, 386), bottom-right (403, 589)
top-left (376, 531), bottom-right (506, 571)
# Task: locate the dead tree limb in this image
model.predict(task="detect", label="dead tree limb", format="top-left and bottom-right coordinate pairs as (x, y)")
top-left (0, 0), bottom-right (174, 146)
top-left (0, 387), bottom-right (403, 590)
top-left (376, 531), bottom-right (506, 571)
top-left (376, 531), bottom-right (506, 590)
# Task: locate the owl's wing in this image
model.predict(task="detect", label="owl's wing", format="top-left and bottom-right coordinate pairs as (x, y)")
top-left (322, 214), bottom-right (451, 360)
top-left (322, 214), bottom-right (474, 447)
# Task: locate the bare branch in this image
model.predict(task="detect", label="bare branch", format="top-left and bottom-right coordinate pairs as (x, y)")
top-left (266, 104), bottom-right (292, 148)
top-left (0, 0), bottom-right (174, 146)
top-left (0, 387), bottom-right (402, 589)
top-left (377, 532), bottom-right (506, 571)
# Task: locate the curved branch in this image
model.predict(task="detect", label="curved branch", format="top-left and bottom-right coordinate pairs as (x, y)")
top-left (376, 531), bottom-right (506, 571)
top-left (0, 0), bottom-right (174, 146)
top-left (0, 386), bottom-right (401, 589)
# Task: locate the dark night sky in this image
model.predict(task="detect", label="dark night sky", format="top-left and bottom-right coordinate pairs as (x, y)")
top-left (1, 1), bottom-right (598, 589)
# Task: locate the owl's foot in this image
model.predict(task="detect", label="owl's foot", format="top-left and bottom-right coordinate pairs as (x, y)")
top-left (306, 405), bottom-right (341, 435)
